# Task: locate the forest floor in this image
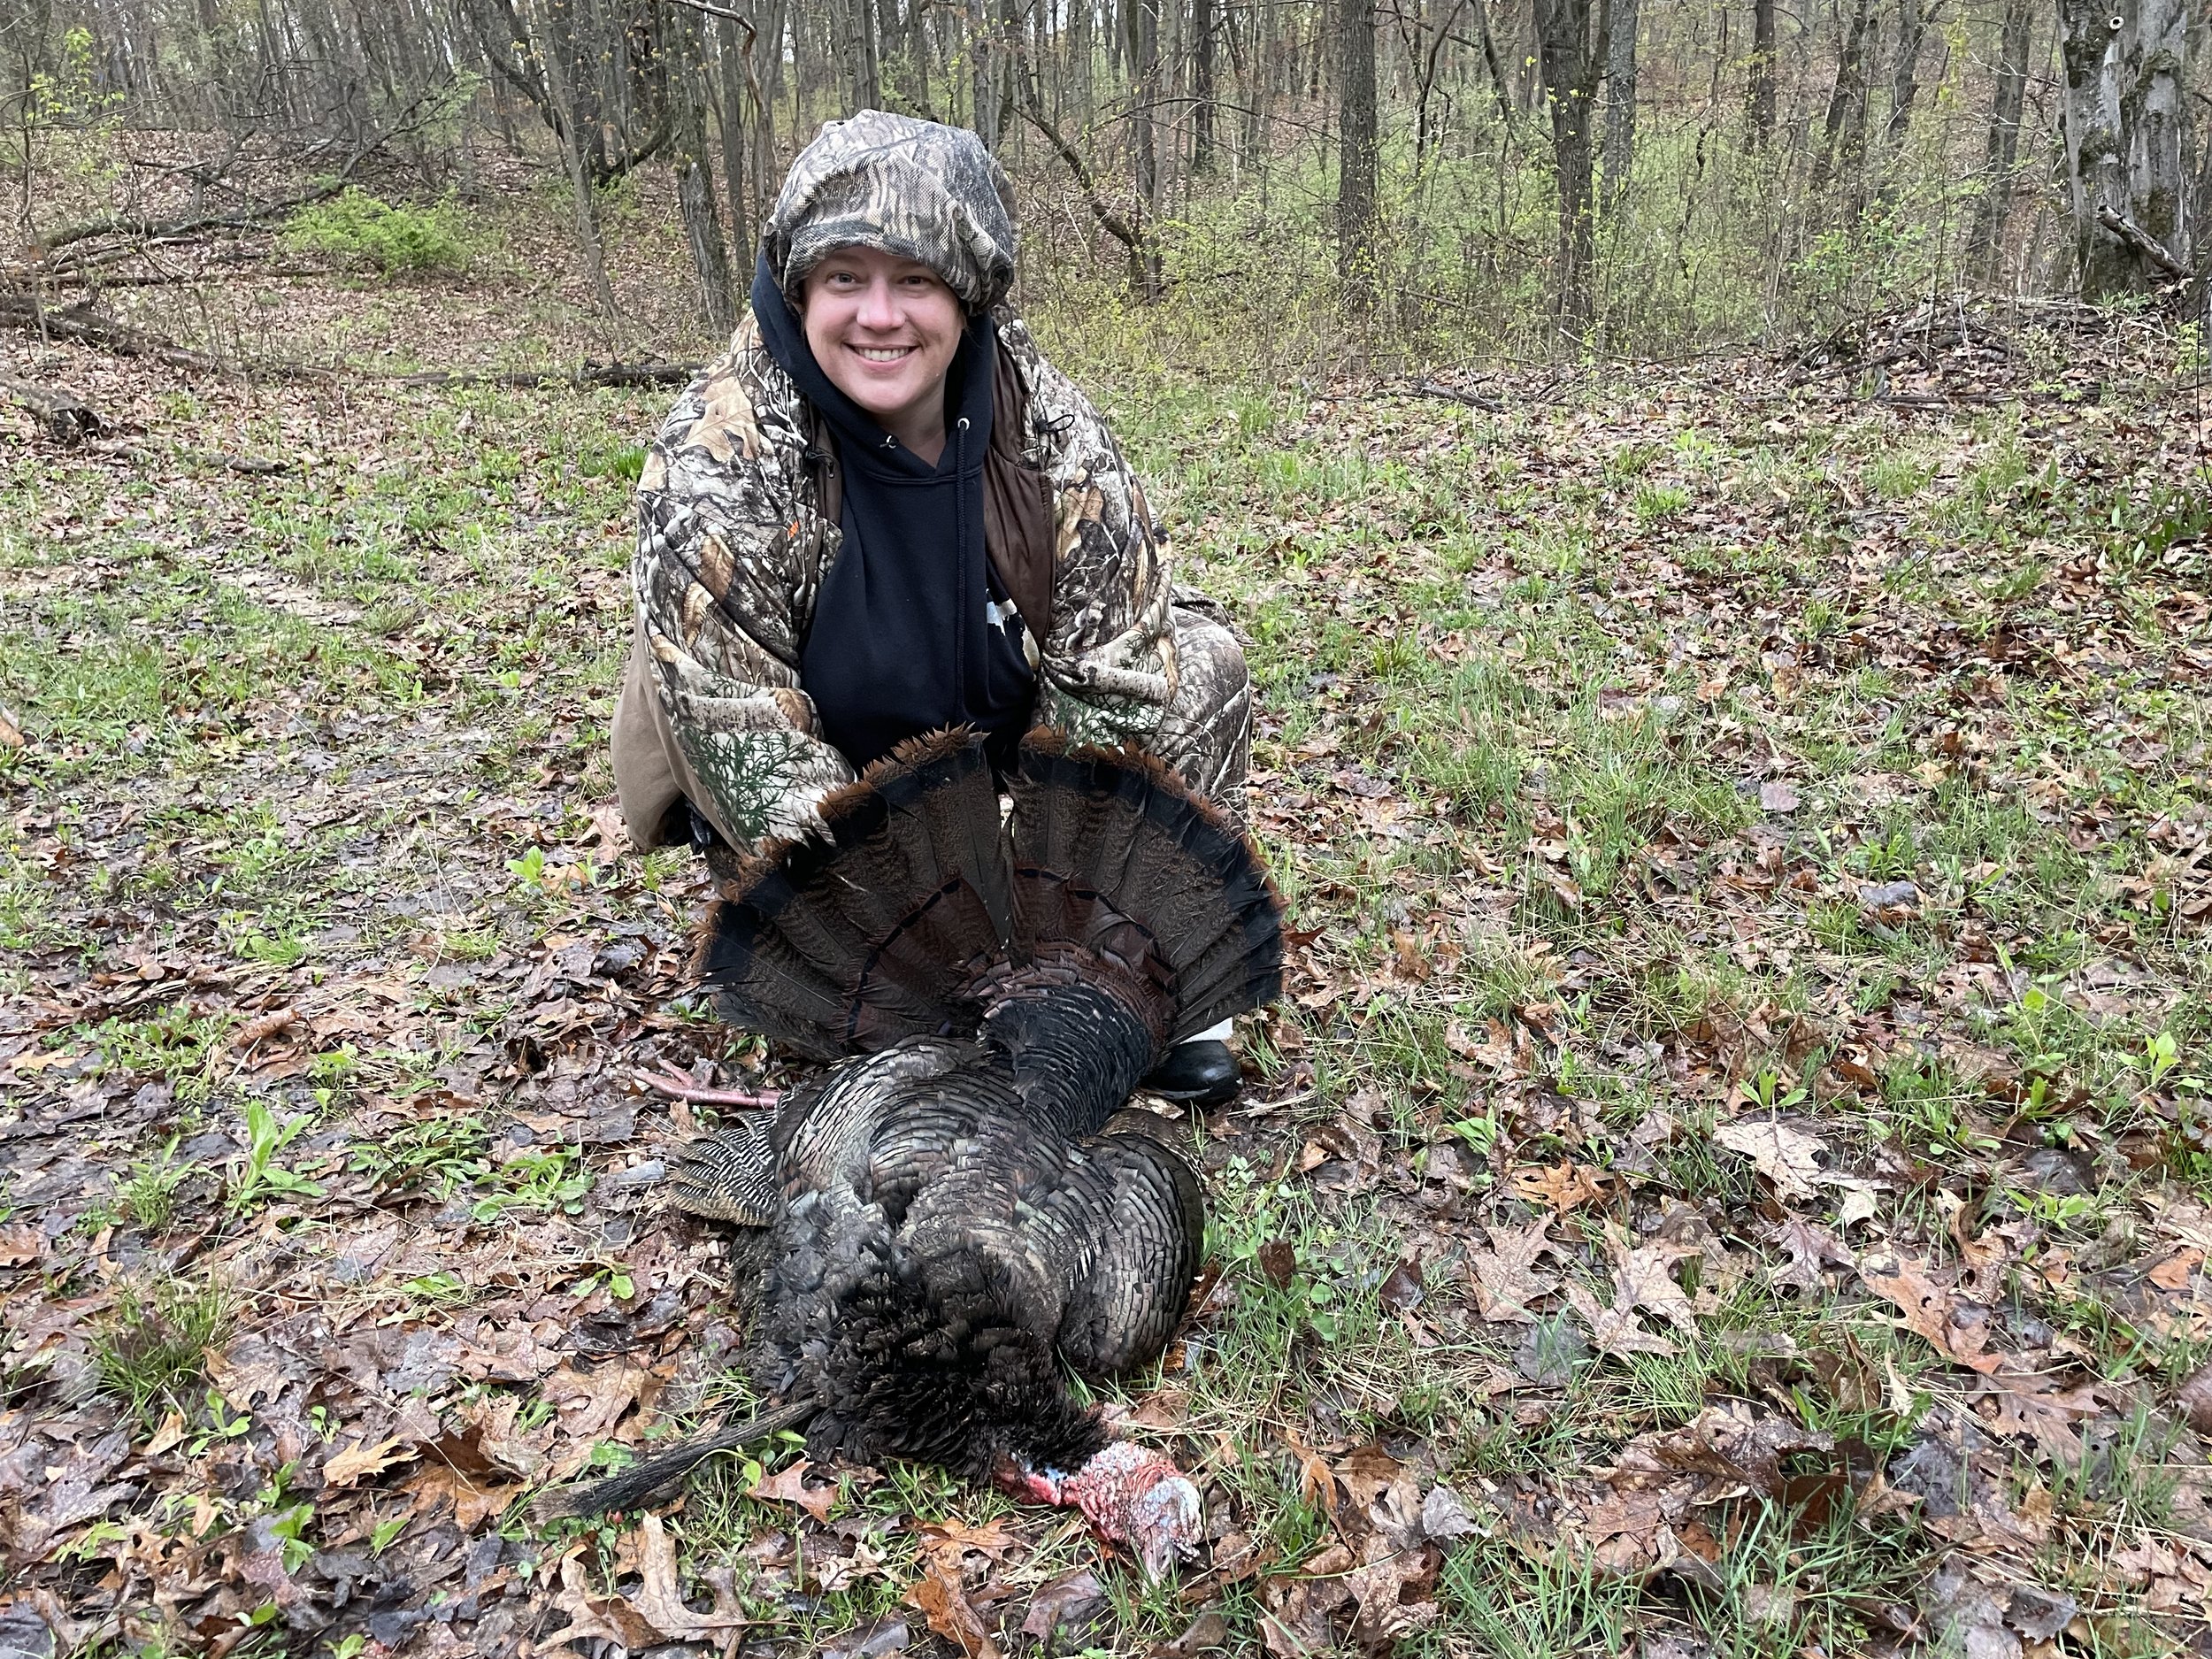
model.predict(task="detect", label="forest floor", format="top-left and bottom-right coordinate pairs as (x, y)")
top-left (4, 155), bottom-right (2212, 1659)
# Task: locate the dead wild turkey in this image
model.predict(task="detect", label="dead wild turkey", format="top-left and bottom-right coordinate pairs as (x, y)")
top-left (543, 727), bottom-right (1284, 1575)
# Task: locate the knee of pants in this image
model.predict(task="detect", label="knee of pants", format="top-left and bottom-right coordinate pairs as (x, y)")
top-left (1168, 610), bottom-right (1250, 726)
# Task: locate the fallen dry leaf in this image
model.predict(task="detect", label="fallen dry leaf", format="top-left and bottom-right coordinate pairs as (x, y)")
top-left (1566, 1282), bottom-right (1676, 1360)
top-left (2177, 1363), bottom-right (2212, 1435)
top-left (1333, 1443), bottom-right (1407, 1510)
top-left (907, 1555), bottom-right (1001, 1659)
top-left (1260, 1543), bottom-right (1356, 1656)
top-left (1604, 1221), bottom-right (1700, 1335)
top-left (228, 1005), bottom-right (299, 1052)
top-left (2148, 1248), bottom-right (2203, 1290)
top-left (1509, 1160), bottom-right (1621, 1213)
top-left (401, 1462), bottom-right (518, 1530)
top-left (1769, 1216), bottom-right (1853, 1292)
top-left (1713, 1118), bottom-right (1832, 1201)
top-left (1860, 1253), bottom-right (2005, 1374)
top-left (540, 1552), bottom-right (662, 1651)
top-left (1343, 1537), bottom-right (1442, 1647)
top-left (630, 1511), bottom-right (746, 1640)
top-left (542, 1358), bottom-right (656, 1448)
top-left (917, 1516), bottom-right (1018, 1571)
top-left (1018, 1569), bottom-right (1103, 1643)
top-left (1464, 1216), bottom-right (1560, 1325)
top-left (321, 1436), bottom-right (418, 1488)
top-left (749, 1456), bottom-right (839, 1522)
top-left (1153, 1610), bottom-right (1232, 1658)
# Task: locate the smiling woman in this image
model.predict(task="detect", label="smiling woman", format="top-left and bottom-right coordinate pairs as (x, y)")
top-left (801, 247), bottom-right (965, 459)
top-left (611, 111), bottom-right (1256, 1104)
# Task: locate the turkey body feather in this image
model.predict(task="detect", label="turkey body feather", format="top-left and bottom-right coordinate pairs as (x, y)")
top-left (547, 728), bottom-right (1281, 1533)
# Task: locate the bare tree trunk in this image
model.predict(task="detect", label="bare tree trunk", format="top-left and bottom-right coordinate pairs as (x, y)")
top-left (520, 0), bottom-right (620, 330)
top-left (675, 142), bottom-right (735, 335)
top-left (972, 0), bottom-right (999, 141)
top-left (1471, 0), bottom-right (1516, 127)
top-left (1192, 0), bottom-right (1217, 172)
top-left (713, 16), bottom-right (752, 270)
top-left (1337, 0), bottom-right (1379, 306)
top-left (1534, 0), bottom-right (1599, 333)
top-left (1132, 0), bottom-right (1161, 209)
top-left (1071, 0), bottom-right (1094, 126)
top-left (1969, 0), bottom-right (2032, 280)
top-left (1883, 0), bottom-right (1932, 149)
top-left (847, 0), bottom-right (881, 111)
top-left (1746, 0), bottom-right (1777, 148)
top-left (1600, 0), bottom-right (1636, 214)
top-left (2059, 0), bottom-right (2191, 297)
top-left (1810, 0), bottom-right (1873, 193)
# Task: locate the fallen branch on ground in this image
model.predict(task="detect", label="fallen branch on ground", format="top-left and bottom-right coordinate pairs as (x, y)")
top-left (2096, 207), bottom-right (2191, 281)
top-left (0, 297), bottom-right (686, 391)
top-left (380, 362), bottom-right (703, 389)
top-left (0, 375), bottom-right (106, 442)
top-left (0, 296), bottom-right (282, 379)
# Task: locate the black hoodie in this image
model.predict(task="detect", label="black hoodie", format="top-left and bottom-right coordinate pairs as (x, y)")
top-left (751, 254), bottom-right (1035, 773)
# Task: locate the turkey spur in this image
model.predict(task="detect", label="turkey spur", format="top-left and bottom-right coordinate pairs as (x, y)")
top-left (544, 727), bottom-right (1284, 1574)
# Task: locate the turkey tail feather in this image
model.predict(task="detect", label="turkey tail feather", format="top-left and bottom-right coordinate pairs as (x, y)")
top-left (697, 729), bottom-right (1012, 1059)
top-left (1010, 729), bottom-right (1283, 1043)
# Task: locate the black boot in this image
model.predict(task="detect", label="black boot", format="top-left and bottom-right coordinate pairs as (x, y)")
top-left (1142, 1040), bottom-right (1241, 1108)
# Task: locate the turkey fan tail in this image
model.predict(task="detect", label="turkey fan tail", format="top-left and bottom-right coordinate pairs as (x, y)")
top-left (1008, 729), bottom-right (1284, 1044)
top-left (695, 728), bottom-right (1013, 1059)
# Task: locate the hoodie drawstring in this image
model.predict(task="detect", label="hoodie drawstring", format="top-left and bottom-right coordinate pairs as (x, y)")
top-left (953, 414), bottom-right (972, 716)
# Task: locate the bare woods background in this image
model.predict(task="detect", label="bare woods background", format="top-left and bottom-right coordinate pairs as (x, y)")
top-left (4, 0), bottom-right (2205, 367)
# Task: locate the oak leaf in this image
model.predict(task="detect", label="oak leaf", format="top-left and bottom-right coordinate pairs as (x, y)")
top-left (1566, 1282), bottom-right (1675, 1360)
top-left (1859, 1254), bottom-right (2004, 1374)
top-left (1509, 1161), bottom-right (1618, 1213)
top-left (1604, 1222), bottom-right (1700, 1335)
top-left (1769, 1216), bottom-right (1853, 1294)
top-left (749, 1456), bottom-right (839, 1522)
top-left (631, 1511), bottom-right (746, 1640)
top-left (1464, 1216), bottom-right (1560, 1325)
top-left (906, 1556), bottom-right (1001, 1659)
top-left (322, 1436), bottom-right (418, 1488)
top-left (540, 1553), bottom-right (661, 1651)
top-left (1713, 1119), bottom-right (1831, 1201)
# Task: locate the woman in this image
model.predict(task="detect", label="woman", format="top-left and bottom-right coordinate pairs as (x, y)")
top-left (611, 111), bottom-right (1253, 1104)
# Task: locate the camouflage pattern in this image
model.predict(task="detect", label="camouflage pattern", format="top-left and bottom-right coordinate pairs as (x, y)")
top-left (628, 114), bottom-right (1248, 851)
top-left (763, 111), bottom-right (1018, 313)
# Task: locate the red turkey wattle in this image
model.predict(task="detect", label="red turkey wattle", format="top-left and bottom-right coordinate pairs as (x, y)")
top-left (1000, 1441), bottom-right (1202, 1578)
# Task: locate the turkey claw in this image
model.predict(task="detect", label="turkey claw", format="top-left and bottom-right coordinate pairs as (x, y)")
top-left (638, 1060), bottom-right (780, 1109)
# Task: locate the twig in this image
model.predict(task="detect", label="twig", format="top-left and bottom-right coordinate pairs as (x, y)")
top-left (1403, 378), bottom-right (1505, 411)
top-left (0, 298), bottom-right (288, 379)
top-left (1014, 89), bottom-right (1153, 280)
top-left (660, 0), bottom-right (755, 24)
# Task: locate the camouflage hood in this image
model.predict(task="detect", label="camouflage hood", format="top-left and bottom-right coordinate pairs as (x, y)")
top-left (762, 111), bottom-right (1018, 314)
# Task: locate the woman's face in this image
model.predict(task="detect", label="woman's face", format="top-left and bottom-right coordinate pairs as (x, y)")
top-left (802, 245), bottom-right (965, 439)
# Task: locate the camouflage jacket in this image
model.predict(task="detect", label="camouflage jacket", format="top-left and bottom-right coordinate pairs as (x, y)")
top-left (633, 311), bottom-right (1177, 849)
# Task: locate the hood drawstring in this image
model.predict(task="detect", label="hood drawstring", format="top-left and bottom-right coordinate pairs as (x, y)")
top-left (954, 414), bottom-right (972, 712)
